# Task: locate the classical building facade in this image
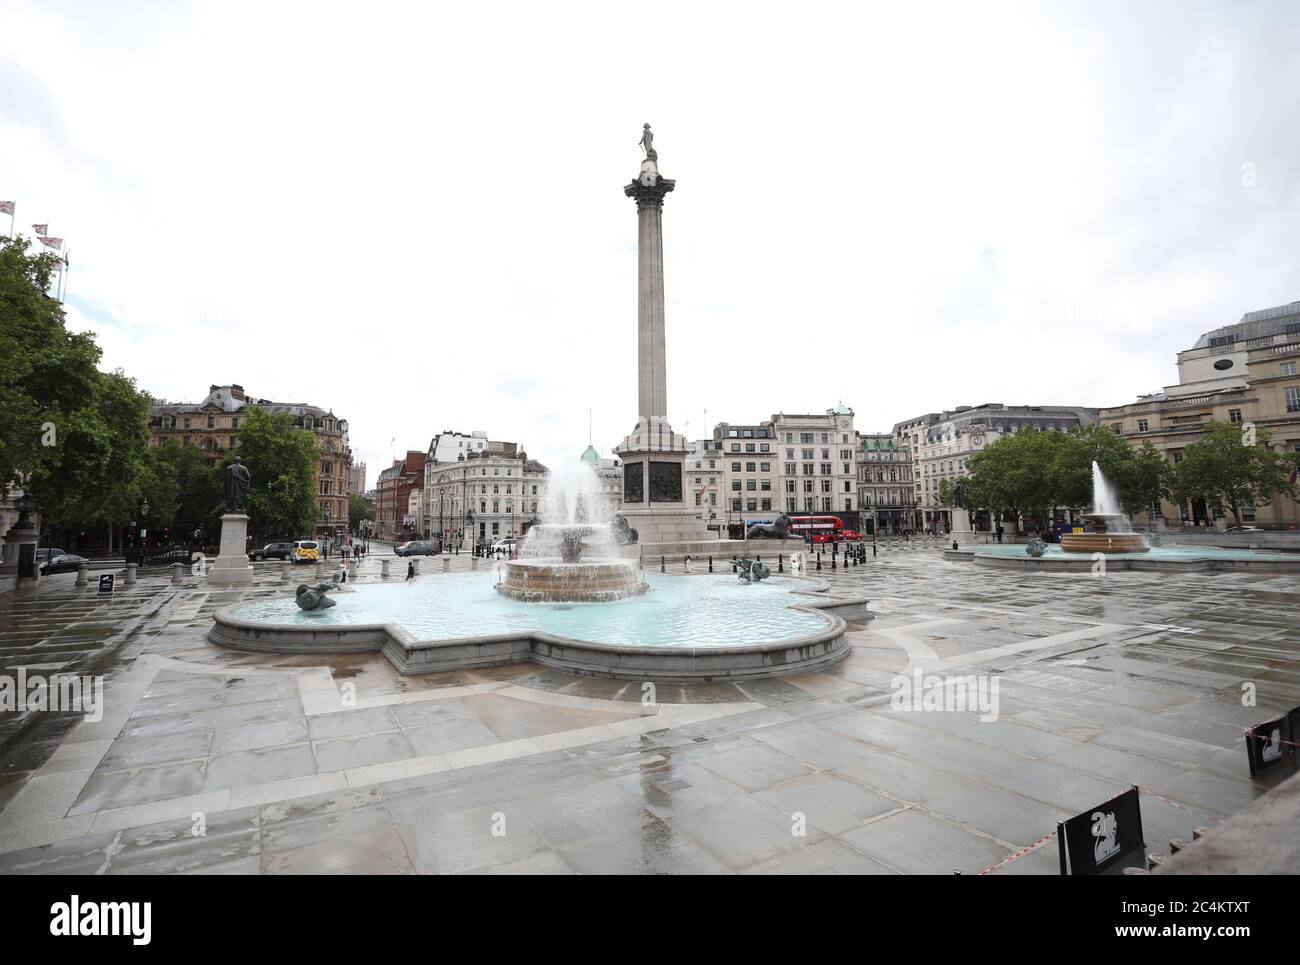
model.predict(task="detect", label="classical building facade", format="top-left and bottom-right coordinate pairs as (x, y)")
top-left (1099, 299), bottom-right (1300, 528)
top-left (772, 404), bottom-right (859, 525)
top-left (893, 403), bottom-right (1098, 531)
top-left (148, 384), bottom-right (352, 538)
top-left (856, 433), bottom-right (914, 535)
top-left (422, 449), bottom-right (548, 548)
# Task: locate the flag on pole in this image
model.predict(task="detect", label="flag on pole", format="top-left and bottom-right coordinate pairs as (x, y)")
top-left (32, 223), bottom-right (48, 234)
top-left (39, 236), bottom-right (63, 250)
top-left (0, 201), bottom-right (14, 215)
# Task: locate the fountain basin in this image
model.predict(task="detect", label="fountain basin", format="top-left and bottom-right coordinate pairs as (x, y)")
top-left (1059, 512), bottom-right (1149, 553)
top-left (208, 572), bottom-right (869, 681)
top-left (1059, 533), bottom-right (1150, 553)
top-left (496, 557), bottom-right (648, 602)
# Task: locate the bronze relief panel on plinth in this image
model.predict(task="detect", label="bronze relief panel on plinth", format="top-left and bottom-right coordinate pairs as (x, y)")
top-left (649, 461), bottom-right (682, 503)
top-left (623, 462), bottom-right (644, 503)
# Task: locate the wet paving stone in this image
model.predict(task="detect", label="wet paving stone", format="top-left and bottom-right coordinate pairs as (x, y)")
top-left (2, 554), bottom-right (1299, 872)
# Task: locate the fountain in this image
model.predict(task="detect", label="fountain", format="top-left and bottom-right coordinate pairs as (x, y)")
top-left (495, 522), bottom-right (647, 602)
top-left (1060, 461), bottom-right (1149, 554)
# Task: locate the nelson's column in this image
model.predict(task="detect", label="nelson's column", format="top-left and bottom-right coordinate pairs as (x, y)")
top-left (614, 125), bottom-right (712, 546)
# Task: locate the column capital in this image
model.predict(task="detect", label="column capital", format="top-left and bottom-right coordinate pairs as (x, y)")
top-left (624, 176), bottom-right (675, 208)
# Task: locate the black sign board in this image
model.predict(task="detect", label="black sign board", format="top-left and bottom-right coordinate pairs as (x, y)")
top-left (1245, 711), bottom-right (1294, 777)
top-left (1057, 786), bottom-right (1146, 875)
top-left (98, 573), bottom-right (115, 594)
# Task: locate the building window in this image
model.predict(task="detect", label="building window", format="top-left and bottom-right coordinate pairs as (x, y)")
top-left (1282, 362), bottom-right (1297, 376)
top-left (1137, 419), bottom-right (1149, 432)
top-left (746, 499), bottom-right (757, 511)
top-left (1286, 386), bottom-right (1300, 413)
top-left (1228, 409), bottom-right (1242, 424)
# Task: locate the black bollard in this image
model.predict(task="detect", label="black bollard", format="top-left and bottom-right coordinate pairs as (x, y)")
top-left (661, 555), bottom-right (665, 573)
top-left (778, 554), bottom-right (784, 573)
top-left (873, 542), bottom-right (877, 557)
top-left (732, 560), bottom-right (737, 573)
top-left (816, 553), bottom-right (822, 571)
top-left (832, 554), bottom-right (837, 569)
top-left (709, 555), bottom-right (713, 573)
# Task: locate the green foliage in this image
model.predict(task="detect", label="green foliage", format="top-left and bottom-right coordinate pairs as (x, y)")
top-left (348, 491), bottom-right (371, 528)
top-left (936, 478), bottom-right (955, 508)
top-left (0, 235), bottom-right (104, 503)
top-left (139, 440), bottom-right (223, 541)
top-left (964, 424), bottom-right (1174, 526)
top-left (1172, 422), bottom-right (1297, 527)
top-left (232, 406), bottom-right (318, 540)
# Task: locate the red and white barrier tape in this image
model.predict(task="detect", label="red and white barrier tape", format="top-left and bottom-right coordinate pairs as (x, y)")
top-left (977, 828), bottom-right (1058, 875)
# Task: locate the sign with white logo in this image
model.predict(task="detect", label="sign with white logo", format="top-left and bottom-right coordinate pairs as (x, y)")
top-left (1057, 786), bottom-right (1145, 875)
top-left (97, 573), bottom-right (114, 594)
top-left (1245, 711), bottom-right (1294, 777)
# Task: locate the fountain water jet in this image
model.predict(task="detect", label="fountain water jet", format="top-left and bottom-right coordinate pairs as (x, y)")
top-left (1059, 461), bottom-right (1149, 553)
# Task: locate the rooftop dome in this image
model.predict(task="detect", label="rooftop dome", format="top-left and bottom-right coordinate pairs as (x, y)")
top-left (833, 401), bottom-right (853, 415)
top-left (579, 444), bottom-right (600, 465)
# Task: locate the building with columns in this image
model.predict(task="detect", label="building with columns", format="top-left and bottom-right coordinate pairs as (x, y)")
top-left (1099, 299), bottom-right (1300, 529)
top-left (148, 384), bottom-right (352, 539)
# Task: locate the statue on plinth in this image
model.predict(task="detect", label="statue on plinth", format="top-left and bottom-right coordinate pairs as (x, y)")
top-left (638, 123), bottom-right (657, 160)
top-left (225, 456), bottom-right (251, 513)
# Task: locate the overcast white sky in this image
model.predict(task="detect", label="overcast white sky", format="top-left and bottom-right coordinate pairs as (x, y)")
top-left (3, 0), bottom-right (1298, 485)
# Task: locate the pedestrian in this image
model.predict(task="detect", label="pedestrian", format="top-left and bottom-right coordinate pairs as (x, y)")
top-left (684, 555), bottom-right (693, 574)
top-left (406, 560), bottom-right (415, 581)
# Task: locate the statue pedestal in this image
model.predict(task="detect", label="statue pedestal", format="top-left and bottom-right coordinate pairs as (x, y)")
top-left (949, 507), bottom-right (976, 545)
top-left (208, 512), bottom-right (254, 586)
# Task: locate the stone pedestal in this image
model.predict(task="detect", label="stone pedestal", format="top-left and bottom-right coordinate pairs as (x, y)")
top-left (208, 512), bottom-right (254, 586)
top-left (0, 514), bottom-right (40, 588)
top-left (950, 507), bottom-right (976, 545)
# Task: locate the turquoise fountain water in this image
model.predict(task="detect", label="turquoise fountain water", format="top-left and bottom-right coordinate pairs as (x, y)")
top-left (230, 571), bottom-right (828, 648)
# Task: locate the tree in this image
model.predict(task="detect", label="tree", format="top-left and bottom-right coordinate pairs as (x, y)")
top-left (138, 440), bottom-right (223, 543)
top-left (348, 492), bottom-right (371, 529)
top-left (28, 369), bottom-right (153, 549)
top-left (1173, 422), bottom-right (1297, 527)
top-left (1113, 441), bottom-right (1173, 518)
top-left (230, 406), bottom-right (318, 542)
top-left (0, 235), bottom-right (101, 501)
top-left (965, 428), bottom-right (1065, 529)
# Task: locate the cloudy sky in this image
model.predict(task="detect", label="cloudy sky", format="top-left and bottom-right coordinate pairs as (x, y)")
top-left (3, 0), bottom-right (1298, 484)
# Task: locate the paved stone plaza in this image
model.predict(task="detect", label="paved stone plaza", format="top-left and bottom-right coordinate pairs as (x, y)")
top-left (1, 549), bottom-right (1298, 874)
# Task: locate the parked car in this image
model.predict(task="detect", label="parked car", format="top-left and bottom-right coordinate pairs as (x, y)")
top-left (249, 541), bottom-right (295, 561)
top-left (40, 553), bottom-right (88, 575)
top-left (490, 536), bottom-right (518, 555)
top-left (840, 529), bottom-right (863, 542)
top-left (291, 540), bottom-right (320, 563)
top-left (1225, 525), bottom-right (1264, 533)
top-left (395, 539), bottom-right (441, 557)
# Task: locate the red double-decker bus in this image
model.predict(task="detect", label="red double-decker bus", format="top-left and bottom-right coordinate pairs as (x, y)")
top-left (789, 515), bottom-right (844, 542)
